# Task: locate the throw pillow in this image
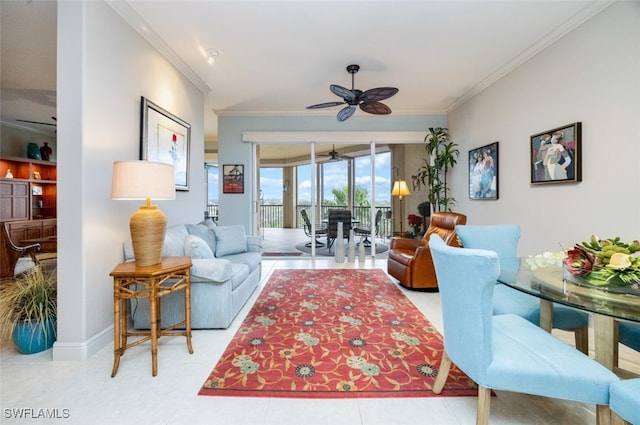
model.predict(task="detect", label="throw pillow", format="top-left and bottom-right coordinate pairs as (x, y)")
top-left (184, 235), bottom-right (215, 259)
top-left (186, 223), bottom-right (217, 254)
top-left (213, 225), bottom-right (247, 257)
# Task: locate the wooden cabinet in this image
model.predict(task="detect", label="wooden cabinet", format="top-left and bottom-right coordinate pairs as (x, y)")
top-left (0, 156), bottom-right (57, 222)
top-left (0, 156), bottom-right (57, 242)
top-left (6, 219), bottom-right (57, 244)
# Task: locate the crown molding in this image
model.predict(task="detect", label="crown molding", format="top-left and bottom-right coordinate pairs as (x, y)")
top-left (105, 1), bottom-right (211, 94)
top-left (242, 131), bottom-right (425, 144)
top-left (448, 0), bottom-right (615, 111)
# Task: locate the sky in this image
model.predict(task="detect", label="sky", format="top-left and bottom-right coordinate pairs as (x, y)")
top-left (208, 151), bottom-right (392, 205)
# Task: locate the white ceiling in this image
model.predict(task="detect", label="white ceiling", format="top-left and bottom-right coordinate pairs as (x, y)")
top-left (1, 0), bottom-right (612, 149)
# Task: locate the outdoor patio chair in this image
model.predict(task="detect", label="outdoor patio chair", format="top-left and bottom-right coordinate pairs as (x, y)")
top-left (428, 234), bottom-right (618, 425)
top-left (326, 209), bottom-right (352, 251)
top-left (354, 209), bottom-right (382, 247)
top-left (300, 209), bottom-right (327, 248)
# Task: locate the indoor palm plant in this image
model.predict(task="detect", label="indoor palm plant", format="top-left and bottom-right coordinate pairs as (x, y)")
top-left (414, 127), bottom-right (460, 213)
top-left (0, 265), bottom-right (57, 354)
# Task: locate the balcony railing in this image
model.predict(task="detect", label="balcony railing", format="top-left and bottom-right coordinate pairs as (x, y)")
top-left (208, 204), bottom-right (393, 239)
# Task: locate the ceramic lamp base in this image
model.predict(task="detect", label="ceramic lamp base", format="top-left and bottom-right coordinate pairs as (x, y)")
top-left (130, 203), bottom-right (167, 267)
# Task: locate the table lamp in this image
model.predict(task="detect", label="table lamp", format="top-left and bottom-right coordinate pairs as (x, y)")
top-left (111, 160), bottom-right (175, 266)
top-left (391, 179), bottom-right (410, 234)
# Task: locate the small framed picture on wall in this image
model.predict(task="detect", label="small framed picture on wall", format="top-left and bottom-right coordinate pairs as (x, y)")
top-left (222, 164), bottom-right (244, 194)
top-left (469, 142), bottom-right (498, 200)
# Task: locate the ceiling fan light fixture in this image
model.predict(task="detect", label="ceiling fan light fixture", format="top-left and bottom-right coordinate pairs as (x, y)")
top-left (206, 49), bottom-right (219, 65)
top-left (306, 64), bottom-right (398, 122)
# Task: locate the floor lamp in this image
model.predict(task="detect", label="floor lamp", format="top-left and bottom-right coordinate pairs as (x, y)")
top-left (391, 179), bottom-right (410, 235)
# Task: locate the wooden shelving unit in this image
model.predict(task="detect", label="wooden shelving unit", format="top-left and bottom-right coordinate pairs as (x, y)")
top-left (0, 156), bottom-right (57, 242)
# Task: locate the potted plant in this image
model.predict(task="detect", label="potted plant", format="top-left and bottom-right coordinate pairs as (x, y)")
top-left (0, 265), bottom-right (57, 354)
top-left (414, 128), bottom-right (460, 213)
top-left (417, 201), bottom-right (431, 232)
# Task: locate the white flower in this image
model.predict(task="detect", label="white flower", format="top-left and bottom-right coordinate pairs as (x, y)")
top-left (607, 253), bottom-right (632, 270)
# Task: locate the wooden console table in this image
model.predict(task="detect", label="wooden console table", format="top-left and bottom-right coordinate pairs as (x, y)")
top-left (110, 256), bottom-right (193, 377)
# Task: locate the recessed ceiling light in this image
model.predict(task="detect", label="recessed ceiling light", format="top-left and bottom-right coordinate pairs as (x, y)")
top-left (207, 49), bottom-right (219, 65)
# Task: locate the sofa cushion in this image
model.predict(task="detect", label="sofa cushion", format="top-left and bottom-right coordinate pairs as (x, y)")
top-left (190, 258), bottom-right (233, 282)
top-left (186, 223), bottom-right (217, 254)
top-left (185, 235), bottom-right (214, 259)
top-left (221, 251), bottom-right (261, 271)
top-left (213, 225), bottom-right (247, 257)
top-left (161, 225), bottom-right (189, 256)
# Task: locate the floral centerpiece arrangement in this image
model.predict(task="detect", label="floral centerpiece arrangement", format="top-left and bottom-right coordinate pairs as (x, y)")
top-left (407, 214), bottom-right (423, 238)
top-left (564, 235), bottom-right (640, 287)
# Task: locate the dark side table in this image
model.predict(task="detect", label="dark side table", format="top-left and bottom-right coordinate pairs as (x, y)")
top-left (109, 256), bottom-right (193, 377)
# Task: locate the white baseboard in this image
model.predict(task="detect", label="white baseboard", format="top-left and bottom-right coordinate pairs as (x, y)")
top-left (52, 325), bottom-right (113, 361)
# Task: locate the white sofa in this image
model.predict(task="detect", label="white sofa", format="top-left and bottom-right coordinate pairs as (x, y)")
top-left (123, 219), bottom-right (262, 329)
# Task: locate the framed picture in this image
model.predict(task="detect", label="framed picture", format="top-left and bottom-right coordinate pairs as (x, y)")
top-left (223, 164), bottom-right (244, 194)
top-left (32, 185), bottom-right (43, 196)
top-left (469, 142), bottom-right (499, 200)
top-left (531, 122), bottom-right (581, 185)
top-left (140, 96), bottom-right (191, 191)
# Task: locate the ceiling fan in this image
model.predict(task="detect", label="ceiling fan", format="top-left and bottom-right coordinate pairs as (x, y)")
top-left (306, 64), bottom-right (398, 122)
top-left (16, 116), bottom-right (57, 127)
top-left (319, 145), bottom-right (352, 161)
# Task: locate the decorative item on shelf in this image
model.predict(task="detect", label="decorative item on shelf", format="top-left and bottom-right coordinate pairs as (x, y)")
top-left (40, 142), bottom-right (52, 161)
top-left (4, 169), bottom-right (13, 179)
top-left (563, 235), bottom-right (640, 289)
top-left (407, 214), bottom-right (423, 239)
top-left (111, 160), bottom-right (176, 267)
top-left (32, 186), bottom-right (43, 196)
top-left (33, 171), bottom-right (41, 180)
top-left (347, 229), bottom-right (356, 262)
top-left (334, 222), bottom-right (345, 263)
top-left (27, 143), bottom-right (41, 160)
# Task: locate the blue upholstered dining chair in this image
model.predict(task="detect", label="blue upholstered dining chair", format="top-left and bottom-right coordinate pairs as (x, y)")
top-left (610, 378), bottom-right (640, 425)
top-left (428, 234), bottom-right (618, 425)
top-left (619, 321), bottom-right (640, 353)
top-left (455, 224), bottom-right (590, 354)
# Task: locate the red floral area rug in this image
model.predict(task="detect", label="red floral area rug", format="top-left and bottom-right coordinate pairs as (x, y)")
top-left (198, 269), bottom-right (477, 398)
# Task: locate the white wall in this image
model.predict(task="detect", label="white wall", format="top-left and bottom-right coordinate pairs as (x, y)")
top-left (448, 1), bottom-right (640, 255)
top-left (55, 1), bottom-right (205, 360)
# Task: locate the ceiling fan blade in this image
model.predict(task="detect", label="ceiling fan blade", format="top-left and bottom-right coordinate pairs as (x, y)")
top-left (306, 101), bottom-right (345, 110)
top-left (16, 119), bottom-right (57, 126)
top-left (359, 101), bottom-right (392, 115)
top-left (330, 85), bottom-right (356, 102)
top-left (337, 105), bottom-right (356, 122)
top-left (360, 87), bottom-right (398, 103)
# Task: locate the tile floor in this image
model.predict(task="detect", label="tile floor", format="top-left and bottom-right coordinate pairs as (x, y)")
top-left (2, 256), bottom-right (639, 425)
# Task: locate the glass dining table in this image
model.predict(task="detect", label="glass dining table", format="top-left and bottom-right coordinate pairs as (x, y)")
top-left (497, 258), bottom-right (640, 377)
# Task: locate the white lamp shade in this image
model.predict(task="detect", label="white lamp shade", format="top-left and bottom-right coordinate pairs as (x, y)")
top-left (391, 180), bottom-right (410, 198)
top-left (111, 160), bottom-right (176, 200)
